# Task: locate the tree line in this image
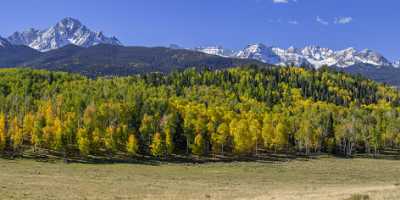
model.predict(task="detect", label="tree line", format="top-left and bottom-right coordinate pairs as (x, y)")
top-left (0, 66), bottom-right (399, 158)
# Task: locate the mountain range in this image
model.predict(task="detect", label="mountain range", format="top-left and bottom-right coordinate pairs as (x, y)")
top-left (193, 45), bottom-right (400, 86)
top-left (195, 44), bottom-right (398, 69)
top-left (1, 17), bottom-right (400, 86)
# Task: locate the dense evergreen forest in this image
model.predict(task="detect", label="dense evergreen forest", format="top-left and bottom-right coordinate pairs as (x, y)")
top-left (0, 65), bottom-right (399, 159)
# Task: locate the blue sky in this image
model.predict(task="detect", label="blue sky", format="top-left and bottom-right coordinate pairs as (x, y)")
top-left (1, 0), bottom-right (399, 60)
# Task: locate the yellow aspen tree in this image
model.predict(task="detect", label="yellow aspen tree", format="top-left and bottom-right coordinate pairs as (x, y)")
top-left (77, 127), bottom-right (90, 156)
top-left (161, 114), bottom-right (176, 155)
top-left (42, 102), bottom-right (55, 149)
top-left (42, 124), bottom-right (54, 149)
top-left (117, 124), bottom-right (128, 150)
top-left (23, 113), bottom-right (35, 145)
top-left (63, 112), bottom-right (77, 147)
top-left (10, 117), bottom-right (23, 151)
top-left (150, 132), bottom-right (163, 157)
top-left (53, 118), bottom-right (64, 151)
top-left (262, 113), bottom-right (275, 149)
top-left (127, 134), bottom-right (139, 156)
top-left (274, 121), bottom-right (288, 150)
top-left (212, 123), bottom-right (229, 155)
top-left (0, 114), bottom-right (7, 152)
top-left (165, 129), bottom-right (174, 155)
top-left (191, 133), bottom-right (205, 156)
top-left (297, 119), bottom-right (313, 155)
top-left (83, 104), bottom-right (97, 130)
top-left (191, 115), bottom-right (208, 155)
top-left (32, 114), bottom-right (45, 151)
top-left (231, 119), bottom-right (254, 155)
top-left (105, 126), bottom-right (117, 153)
top-left (140, 114), bottom-right (156, 147)
top-left (91, 128), bottom-right (104, 153)
top-left (249, 117), bottom-right (261, 155)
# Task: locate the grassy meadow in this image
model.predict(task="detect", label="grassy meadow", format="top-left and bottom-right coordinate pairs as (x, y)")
top-left (0, 157), bottom-right (400, 200)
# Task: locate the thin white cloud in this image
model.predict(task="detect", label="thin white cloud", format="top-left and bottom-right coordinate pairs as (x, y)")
top-left (316, 16), bottom-right (329, 25)
top-left (271, 0), bottom-right (298, 4)
top-left (268, 18), bottom-right (282, 23)
top-left (273, 0), bottom-right (289, 3)
top-left (288, 20), bottom-right (299, 25)
top-left (334, 17), bottom-right (353, 24)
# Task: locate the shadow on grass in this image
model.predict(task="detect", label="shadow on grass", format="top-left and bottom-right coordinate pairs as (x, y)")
top-left (2, 148), bottom-right (400, 165)
top-left (1, 151), bottom-right (318, 166)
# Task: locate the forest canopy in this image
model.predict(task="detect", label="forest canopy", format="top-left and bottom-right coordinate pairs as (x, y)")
top-left (0, 66), bottom-right (399, 158)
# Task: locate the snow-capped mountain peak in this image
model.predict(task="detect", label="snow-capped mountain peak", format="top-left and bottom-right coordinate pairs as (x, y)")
top-left (357, 49), bottom-right (392, 67)
top-left (56, 17), bottom-right (82, 29)
top-left (7, 17), bottom-right (122, 52)
top-left (235, 44), bottom-right (310, 67)
top-left (301, 46), bottom-right (335, 59)
top-left (236, 43), bottom-right (281, 64)
top-left (328, 48), bottom-right (392, 68)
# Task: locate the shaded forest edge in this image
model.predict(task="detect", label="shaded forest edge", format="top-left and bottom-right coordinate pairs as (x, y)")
top-left (0, 65), bottom-right (400, 163)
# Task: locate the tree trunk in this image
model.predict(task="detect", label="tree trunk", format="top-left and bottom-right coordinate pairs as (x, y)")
top-left (255, 140), bottom-right (258, 156)
top-left (186, 138), bottom-right (189, 154)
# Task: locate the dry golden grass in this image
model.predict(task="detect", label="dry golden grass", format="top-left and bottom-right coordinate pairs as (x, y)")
top-left (0, 156), bottom-right (400, 200)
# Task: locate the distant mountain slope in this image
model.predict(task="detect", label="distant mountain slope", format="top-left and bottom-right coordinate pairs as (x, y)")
top-left (7, 18), bottom-right (121, 52)
top-left (337, 64), bottom-right (400, 87)
top-left (0, 37), bottom-right (11, 48)
top-left (0, 37), bottom-right (41, 67)
top-left (0, 44), bottom-right (263, 76)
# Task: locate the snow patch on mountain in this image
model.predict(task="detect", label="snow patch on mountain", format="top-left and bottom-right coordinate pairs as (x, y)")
top-left (194, 46), bottom-right (235, 57)
top-left (7, 17), bottom-right (121, 52)
top-left (394, 60), bottom-right (400, 68)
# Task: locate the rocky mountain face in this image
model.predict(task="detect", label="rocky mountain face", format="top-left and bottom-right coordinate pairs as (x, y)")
top-left (7, 17), bottom-right (121, 52)
top-left (196, 43), bottom-right (396, 69)
top-left (0, 36), bottom-right (11, 48)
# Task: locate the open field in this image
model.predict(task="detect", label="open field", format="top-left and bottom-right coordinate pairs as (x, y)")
top-left (1, 157), bottom-right (400, 200)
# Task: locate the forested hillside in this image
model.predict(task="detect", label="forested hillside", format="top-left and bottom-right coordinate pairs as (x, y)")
top-left (0, 66), bottom-right (399, 159)
top-left (0, 44), bottom-right (264, 76)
